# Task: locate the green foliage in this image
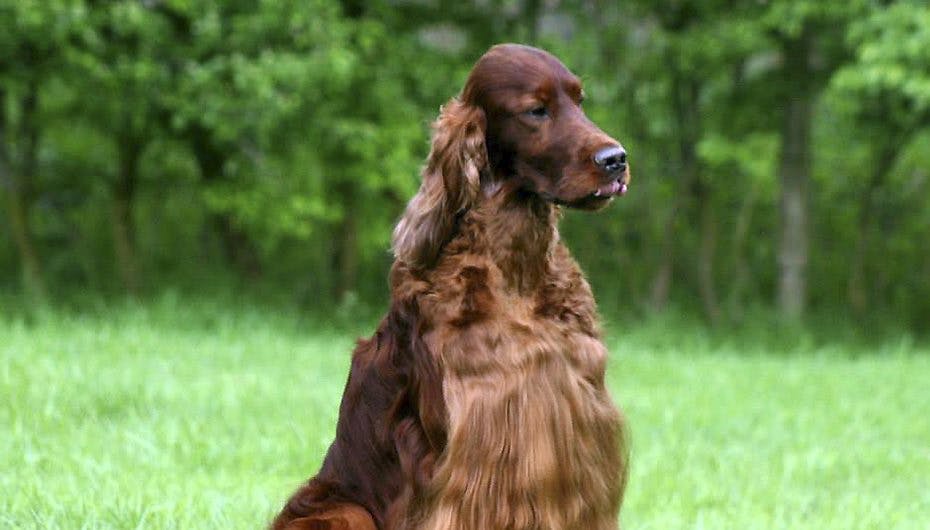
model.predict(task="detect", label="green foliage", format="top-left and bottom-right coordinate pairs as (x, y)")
top-left (1, 0), bottom-right (928, 327)
top-left (833, 2), bottom-right (930, 126)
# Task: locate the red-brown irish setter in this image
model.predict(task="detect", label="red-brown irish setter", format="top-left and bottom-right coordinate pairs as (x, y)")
top-left (272, 44), bottom-right (632, 530)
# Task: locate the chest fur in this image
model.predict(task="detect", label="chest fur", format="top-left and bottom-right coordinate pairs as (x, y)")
top-left (410, 260), bottom-right (624, 530)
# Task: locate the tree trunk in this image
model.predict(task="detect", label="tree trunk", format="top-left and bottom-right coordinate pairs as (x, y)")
top-left (4, 180), bottom-right (46, 301)
top-left (213, 214), bottom-right (262, 279)
top-left (696, 181), bottom-right (721, 325)
top-left (725, 183), bottom-right (759, 321)
top-left (651, 71), bottom-right (711, 315)
top-left (330, 182), bottom-right (359, 301)
top-left (112, 135), bottom-right (143, 295)
top-left (649, 211), bottom-right (676, 310)
top-left (777, 35), bottom-right (813, 320)
top-left (190, 132), bottom-right (263, 279)
top-left (1, 85), bottom-right (46, 302)
top-left (594, 0), bottom-right (644, 309)
top-left (523, 0), bottom-right (542, 43)
top-left (847, 144), bottom-right (897, 316)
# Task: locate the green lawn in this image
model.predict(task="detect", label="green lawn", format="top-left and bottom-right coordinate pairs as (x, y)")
top-left (2, 302), bottom-right (929, 529)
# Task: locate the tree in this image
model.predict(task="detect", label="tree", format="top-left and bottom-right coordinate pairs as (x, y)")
top-left (757, 0), bottom-right (870, 319)
top-left (66, 2), bottom-right (177, 294)
top-left (0, 1), bottom-right (88, 301)
top-left (573, 0), bottom-right (767, 323)
top-left (829, 1), bottom-right (930, 316)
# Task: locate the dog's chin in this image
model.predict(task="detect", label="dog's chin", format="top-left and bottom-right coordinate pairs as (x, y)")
top-left (562, 193), bottom-right (614, 211)
top-left (536, 187), bottom-right (612, 210)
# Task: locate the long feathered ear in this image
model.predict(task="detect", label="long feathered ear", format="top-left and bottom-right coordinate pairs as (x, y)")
top-left (392, 98), bottom-right (487, 269)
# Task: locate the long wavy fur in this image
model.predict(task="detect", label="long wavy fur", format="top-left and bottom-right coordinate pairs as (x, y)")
top-left (392, 99), bottom-right (487, 269)
top-left (272, 44), bottom-right (628, 530)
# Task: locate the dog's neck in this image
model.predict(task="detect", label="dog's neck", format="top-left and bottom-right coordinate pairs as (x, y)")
top-left (469, 183), bottom-right (559, 293)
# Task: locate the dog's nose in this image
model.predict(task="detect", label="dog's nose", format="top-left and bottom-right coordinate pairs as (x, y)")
top-left (593, 146), bottom-right (627, 174)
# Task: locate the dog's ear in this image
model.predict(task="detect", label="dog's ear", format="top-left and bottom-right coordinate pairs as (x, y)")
top-left (392, 98), bottom-right (487, 269)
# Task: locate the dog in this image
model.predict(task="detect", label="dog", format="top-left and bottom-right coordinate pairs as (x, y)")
top-left (272, 43), bottom-right (631, 530)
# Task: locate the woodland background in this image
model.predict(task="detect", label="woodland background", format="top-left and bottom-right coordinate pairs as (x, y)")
top-left (3, 0), bottom-right (930, 333)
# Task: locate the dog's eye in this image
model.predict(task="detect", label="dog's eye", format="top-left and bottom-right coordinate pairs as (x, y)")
top-left (527, 106), bottom-right (548, 118)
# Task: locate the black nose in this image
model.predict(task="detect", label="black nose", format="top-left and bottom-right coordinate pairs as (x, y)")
top-left (593, 146), bottom-right (627, 174)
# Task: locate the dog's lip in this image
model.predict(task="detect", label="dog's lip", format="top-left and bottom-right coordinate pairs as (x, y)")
top-left (592, 177), bottom-right (628, 198)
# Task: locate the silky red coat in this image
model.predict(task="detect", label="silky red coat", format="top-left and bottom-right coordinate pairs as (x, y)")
top-left (272, 44), bottom-right (631, 530)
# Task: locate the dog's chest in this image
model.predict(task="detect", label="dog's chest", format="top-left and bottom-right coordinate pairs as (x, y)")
top-left (416, 267), bottom-right (623, 530)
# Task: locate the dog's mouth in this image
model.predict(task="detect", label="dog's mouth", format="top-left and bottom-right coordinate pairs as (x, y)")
top-left (584, 174), bottom-right (630, 202)
top-left (530, 165), bottom-right (631, 209)
top-left (560, 175), bottom-right (629, 210)
top-left (592, 177), bottom-right (628, 199)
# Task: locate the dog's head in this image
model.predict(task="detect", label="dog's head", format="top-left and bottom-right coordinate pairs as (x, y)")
top-left (393, 44), bottom-right (630, 268)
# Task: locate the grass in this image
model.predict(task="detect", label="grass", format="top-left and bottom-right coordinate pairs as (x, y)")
top-left (1, 298), bottom-right (929, 529)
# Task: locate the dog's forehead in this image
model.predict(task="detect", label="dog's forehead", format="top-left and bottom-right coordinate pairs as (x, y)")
top-left (467, 45), bottom-right (582, 103)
